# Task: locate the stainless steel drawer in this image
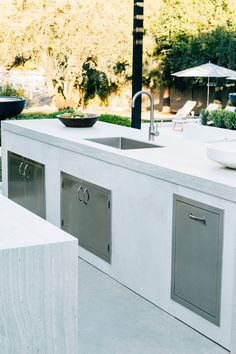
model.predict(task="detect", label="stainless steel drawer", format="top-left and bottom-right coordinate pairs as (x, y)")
top-left (171, 194), bottom-right (224, 325)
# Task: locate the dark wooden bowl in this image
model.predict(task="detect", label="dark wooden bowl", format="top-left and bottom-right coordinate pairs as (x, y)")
top-left (0, 96), bottom-right (26, 119)
top-left (57, 113), bottom-right (99, 127)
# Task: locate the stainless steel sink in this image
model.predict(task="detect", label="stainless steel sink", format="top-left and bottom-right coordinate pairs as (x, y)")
top-left (86, 137), bottom-right (163, 150)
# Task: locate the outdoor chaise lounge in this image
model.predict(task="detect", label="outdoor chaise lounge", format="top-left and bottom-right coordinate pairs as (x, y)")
top-left (225, 105), bottom-right (236, 112)
top-left (172, 100), bottom-right (197, 131)
top-left (205, 103), bottom-right (236, 113)
top-left (205, 103), bottom-right (221, 112)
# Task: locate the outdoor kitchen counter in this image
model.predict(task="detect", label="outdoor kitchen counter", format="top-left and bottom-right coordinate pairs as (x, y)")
top-left (2, 118), bottom-right (236, 352)
top-left (2, 118), bottom-right (236, 202)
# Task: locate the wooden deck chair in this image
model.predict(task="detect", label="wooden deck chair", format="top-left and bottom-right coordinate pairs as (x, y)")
top-left (205, 103), bottom-right (221, 112)
top-left (172, 100), bottom-right (197, 131)
top-left (225, 105), bottom-right (236, 112)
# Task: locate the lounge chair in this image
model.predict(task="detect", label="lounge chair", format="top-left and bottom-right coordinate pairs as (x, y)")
top-left (205, 103), bottom-right (221, 112)
top-left (225, 105), bottom-right (236, 112)
top-left (172, 100), bottom-right (197, 131)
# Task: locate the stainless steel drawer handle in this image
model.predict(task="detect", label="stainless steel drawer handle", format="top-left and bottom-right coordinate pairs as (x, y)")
top-left (22, 164), bottom-right (30, 179)
top-left (188, 213), bottom-right (206, 224)
top-left (77, 186), bottom-right (83, 202)
top-left (18, 161), bottom-right (24, 176)
top-left (83, 188), bottom-right (90, 205)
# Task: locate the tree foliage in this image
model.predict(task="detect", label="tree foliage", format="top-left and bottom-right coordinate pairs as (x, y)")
top-left (0, 1), bottom-right (133, 107)
top-left (147, 0), bottom-right (236, 91)
top-left (0, 0), bottom-right (160, 107)
top-left (0, 0), bottom-right (236, 108)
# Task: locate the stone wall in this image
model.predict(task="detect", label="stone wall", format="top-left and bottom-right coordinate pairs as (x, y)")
top-left (0, 69), bottom-right (47, 101)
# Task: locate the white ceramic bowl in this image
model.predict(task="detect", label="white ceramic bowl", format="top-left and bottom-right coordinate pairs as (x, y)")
top-left (207, 141), bottom-right (236, 169)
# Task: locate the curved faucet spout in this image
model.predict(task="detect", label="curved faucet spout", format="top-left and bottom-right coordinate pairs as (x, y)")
top-left (132, 90), bottom-right (159, 141)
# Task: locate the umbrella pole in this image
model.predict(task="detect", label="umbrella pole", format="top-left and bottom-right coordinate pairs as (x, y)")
top-left (207, 76), bottom-right (210, 106)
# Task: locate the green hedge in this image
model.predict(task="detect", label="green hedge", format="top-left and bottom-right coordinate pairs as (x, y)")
top-left (99, 114), bottom-right (130, 127)
top-left (200, 109), bottom-right (236, 130)
top-left (15, 111), bottom-right (131, 127)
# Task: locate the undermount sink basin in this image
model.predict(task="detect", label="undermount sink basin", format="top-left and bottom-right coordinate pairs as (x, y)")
top-left (86, 137), bottom-right (163, 150)
top-left (207, 141), bottom-right (236, 169)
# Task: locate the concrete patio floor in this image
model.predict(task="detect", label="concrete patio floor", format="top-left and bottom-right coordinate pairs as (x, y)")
top-left (78, 259), bottom-right (228, 354)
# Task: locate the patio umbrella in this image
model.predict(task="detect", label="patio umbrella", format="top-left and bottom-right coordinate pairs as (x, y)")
top-left (226, 76), bottom-right (236, 80)
top-left (172, 62), bottom-right (236, 106)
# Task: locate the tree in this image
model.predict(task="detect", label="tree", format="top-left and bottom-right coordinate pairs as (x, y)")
top-left (148, 0), bottom-right (236, 111)
top-left (0, 0), bottom-right (134, 107)
top-left (0, 0), bottom-right (162, 108)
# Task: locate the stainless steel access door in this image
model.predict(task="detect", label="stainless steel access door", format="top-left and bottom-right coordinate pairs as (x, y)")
top-left (8, 152), bottom-right (46, 218)
top-left (61, 172), bottom-right (111, 263)
top-left (8, 152), bottom-right (26, 208)
top-left (24, 159), bottom-right (46, 218)
top-left (171, 194), bottom-right (224, 325)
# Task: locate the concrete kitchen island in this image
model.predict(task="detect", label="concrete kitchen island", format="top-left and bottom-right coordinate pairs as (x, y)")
top-left (2, 119), bottom-right (236, 352)
top-left (0, 193), bottom-right (78, 354)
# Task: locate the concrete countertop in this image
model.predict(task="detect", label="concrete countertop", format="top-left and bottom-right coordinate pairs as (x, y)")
top-left (0, 193), bottom-right (76, 250)
top-left (2, 119), bottom-right (236, 202)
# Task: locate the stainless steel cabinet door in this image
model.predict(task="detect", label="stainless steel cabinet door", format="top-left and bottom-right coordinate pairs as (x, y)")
top-left (171, 194), bottom-right (224, 325)
top-left (8, 152), bottom-right (46, 218)
top-left (61, 175), bottom-right (81, 237)
top-left (61, 172), bottom-right (111, 263)
top-left (24, 159), bottom-right (46, 218)
top-left (8, 152), bottom-right (26, 208)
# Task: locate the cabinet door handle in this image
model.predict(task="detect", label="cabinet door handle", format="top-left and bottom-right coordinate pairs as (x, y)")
top-left (188, 213), bottom-right (206, 225)
top-left (18, 161), bottom-right (24, 176)
top-left (83, 188), bottom-right (90, 205)
top-left (22, 164), bottom-right (30, 179)
top-left (77, 186), bottom-right (83, 202)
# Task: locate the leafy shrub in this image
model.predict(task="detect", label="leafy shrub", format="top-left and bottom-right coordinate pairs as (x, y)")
top-left (0, 84), bottom-right (24, 97)
top-left (223, 112), bottom-right (236, 130)
top-left (211, 110), bottom-right (226, 128)
top-left (208, 109), bottom-right (236, 130)
top-left (200, 109), bottom-right (210, 125)
top-left (15, 109), bottom-right (73, 120)
top-left (16, 111), bottom-right (131, 127)
top-left (99, 114), bottom-right (130, 127)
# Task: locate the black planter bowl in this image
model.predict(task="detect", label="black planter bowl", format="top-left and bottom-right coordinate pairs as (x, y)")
top-left (229, 93), bottom-right (236, 107)
top-left (0, 96), bottom-right (26, 119)
top-left (57, 113), bottom-right (100, 128)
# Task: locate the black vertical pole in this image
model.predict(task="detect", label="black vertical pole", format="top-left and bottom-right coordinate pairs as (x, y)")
top-left (131, 0), bottom-right (144, 129)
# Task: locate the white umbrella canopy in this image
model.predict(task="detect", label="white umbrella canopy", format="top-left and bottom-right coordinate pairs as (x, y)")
top-left (172, 63), bottom-right (236, 105)
top-left (172, 62), bottom-right (236, 78)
